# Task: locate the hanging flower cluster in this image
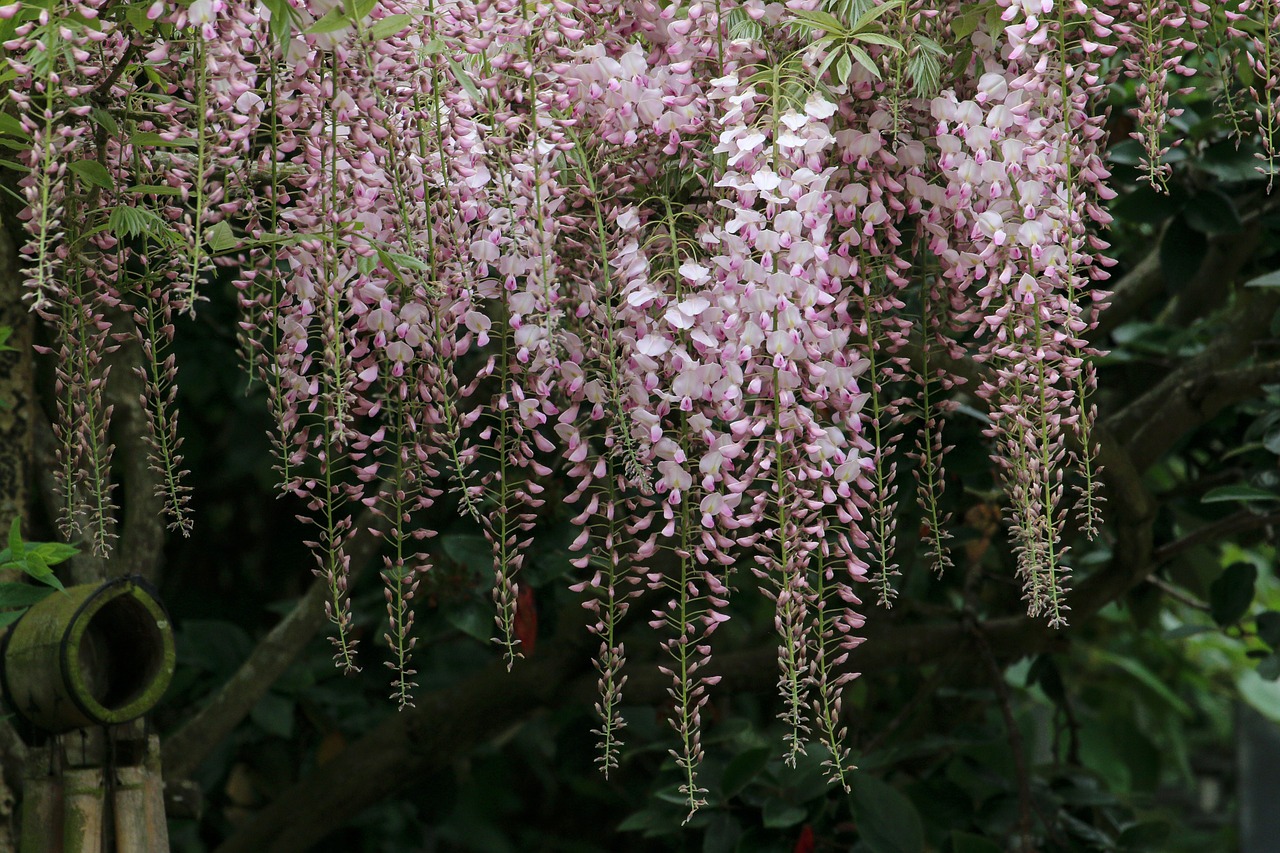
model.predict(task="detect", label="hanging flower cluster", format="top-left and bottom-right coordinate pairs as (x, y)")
top-left (1, 0), bottom-right (1271, 814)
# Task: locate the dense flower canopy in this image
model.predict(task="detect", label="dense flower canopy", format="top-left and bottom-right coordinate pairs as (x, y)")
top-left (1, 0), bottom-right (1275, 814)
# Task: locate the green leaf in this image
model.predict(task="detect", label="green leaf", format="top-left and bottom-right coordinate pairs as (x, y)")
top-left (702, 814), bottom-right (742, 853)
top-left (849, 774), bottom-right (924, 853)
top-left (130, 131), bottom-right (198, 148)
top-left (850, 0), bottom-right (902, 30)
top-left (7, 518), bottom-right (22, 559)
top-left (90, 107), bottom-right (120, 138)
top-left (306, 7), bottom-right (352, 34)
top-left (0, 112), bottom-right (29, 140)
top-left (1257, 653), bottom-right (1280, 681)
top-left (125, 184), bottom-right (184, 196)
top-left (845, 43), bottom-right (881, 80)
top-left (444, 55), bottom-right (483, 103)
top-left (29, 542), bottom-right (78, 566)
top-left (444, 602), bottom-right (492, 643)
top-left (719, 746), bottom-right (771, 799)
top-left (1183, 189), bottom-right (1243, 235)
top-left (1201, 484), bottom-right (1279, 503)
top-left (205, 220), bottom-right (239, 253)
top-left (789, 10), bottom-right (847, 34)
top-left (1159, 215), bottom-right (1207, 293)
top-left (852, 32), bottom-right (902, 50)
top-left (124, 3), bottom-right (156, 35)
top-left (835, 51), bottom-right (853, 85)
top-left (69, 159), bottom-right (113, 189)
top-left (1244, 269), bottom-right (1280, 288)
top-left (1117, 821), bottom-right (1171, 849)
top-left (250, 691), bottom-right (295, 739)
top-left (1199, 141), bottom-right (1270, 183)
top-left (259, 0), bottom-right (298, 42)
top-left (952, 6), bottom-right (982, 38)
top-left (1164, 624), bottom-right (1213, 640)
top-left (1093, 649), bottom-right (1193, 717)
top-left (1238, 669), bottom-right (1280, 723)
top-left (1257, 611), bottom-right (1280, 648)
top-left (369, 13), bottom-right (411, 40)
top-left (0, 583), bottom-right (55, 609)
top-left (761, 799), bottom-right (806, 829)
top-left (951, 831), bottom-right (1002, 853)
top-left (1209, 562), bottom-right (1257, 627)
top-left (0, 611), bottom-right (25, 629)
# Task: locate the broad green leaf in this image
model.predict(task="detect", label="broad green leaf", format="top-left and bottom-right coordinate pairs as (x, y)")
top-left (70, 159), bottom-right (113, 189)
top-left (444, 602), bottom-right (492, 643)
top-left (1244, 270), bottom-right (1280, 288)
top-left (702, 814), bottom-right (742, 853)
top-left (444, 55), bottom-right (483, 103)
top-left (7, 518), bottom-right (21, 559)
top-left (845, 44), bottom-right (881, 80)
top-left (1201, 484), bottom-right (1279, 502)
top-left (250, 691), bottom-right (295, 739)
top-left (760, 799), bottom-right (806, 829)
top-left (130, 131), bottom-right (198, 148)
top-left (259, 0), bottom-right (298, 42)
top-left (952, 7), bottom-right (982, 38)
top-left (849, 773), bottom-right (924, 853)
top-left (719, 746), bottom-right (771, 799)
top-left (951, 832), bottom-right (1002, 853)
top-left (205, 220), bottom-right (238, 253)
top-left (90, 108), bottom-right (120, 138)
top-left (29, 542), bottom-right (77, 566)
top-left (1210, 562), bottom-right (1257, 627)
top-left (1159, 215), bottom-right (1207, 293)
top-left (0, 611), bottom-right (24, 629)
top-left (852, 32), bottom-right (902, 50)
top-left (1238, 669), bottom-right (1280, 723)
top-left (1118, 821), bottom-right (1170, 849)
top-left (369, 13), bottom-right (412, 40)
top-left (851, 0), bottom-right (902, 31)
top-left (1164, 624), bottom-right (1213, 640)
top-left (836, 51), bottom-right (854, 85)
top-left (306, 7), bottom-right (350, 34)
top-left (346, 0), bottom-right (379, 20)
top-left (124, 3), bottom-right (156, 35)
top-left (1093, 649), bottom-right (1193, 717)
top-left (1257, 653), bottom-right (1280, 681)
top-left (0, 112), bottom-right (29, 140)
top-left (0, 582), bottom-right (55, 609)
top-left (125, 185), bottom-right (184, 196)
top-left (789, 10), bottom-right (847, 34)
top-left (1183, 189), bottom-right (1243, 235)
top-left (1258, 611), bottom-right (1280, 648)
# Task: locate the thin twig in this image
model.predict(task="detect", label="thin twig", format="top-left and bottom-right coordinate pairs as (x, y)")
top-left (1151, 509), bottom-right (1280, 566)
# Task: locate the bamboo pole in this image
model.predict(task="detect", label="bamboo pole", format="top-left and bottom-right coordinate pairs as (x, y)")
top-left (143, 736), bottom-right (170, 852)
top-left (18, 773), bottom-right (62, 853)
top-left (113, 765), bottom-right (147, 853)
top-left (61, 768), bottom-right (103, 853)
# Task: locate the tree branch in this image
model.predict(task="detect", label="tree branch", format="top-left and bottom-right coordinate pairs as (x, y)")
top-left (161, 506), bottom-right (390, 780)
top-left (210, 279), bottom-right (1277, 851)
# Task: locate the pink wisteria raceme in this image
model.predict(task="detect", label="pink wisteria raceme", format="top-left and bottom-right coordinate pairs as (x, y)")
top-left (2, 0), bottom-right (1271, 815)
